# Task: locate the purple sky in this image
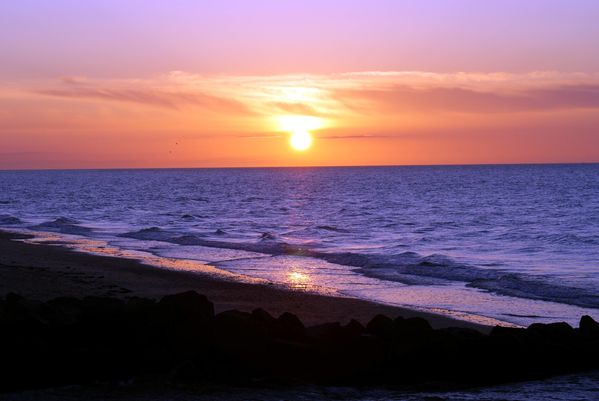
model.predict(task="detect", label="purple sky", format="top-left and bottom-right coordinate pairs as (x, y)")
top-left (1, 1), bottom-right (599, 168)
top-left (2, 0), bottom-right (599, 78)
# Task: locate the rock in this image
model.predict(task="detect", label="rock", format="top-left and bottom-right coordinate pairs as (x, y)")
top-left (343, 319), bottom-right (365, 337)
top-left (249, 308), bottom-right (278, 336)
top-left (156, 292), bottom-right (215, 352)
top-left (399, 317), bottom-right (433, 334)
top-left (215, 309), bottom-right (265, 341)
top-left (442, 327), bottom-right (483, 340)
top-left (158, 291), bottom-right (214, 321)
top-left (527, 322), bottom-right (574, 341)
top-left (251, 308), bottom-right (276, 324)
top-left (1, 293), bottom-right (44, 326)
top-left (579, 315), bottom-right (599, 337)
top-left (276, 312), bottom-right (305, 339)
top-left (306, 322), bottom-right (343, 342)
top-left (42, 297), bottom-right (83, 326)
top-left (80, 296), bottom-right (126, 327)
top-left (125, 296), bottom-right (156, 312)
top-left (490, 325), bottom-right (526, 337)
top-left (366, 314), bottom-right (393, 337)
top-left (2, 291), bottom-right (599, 391)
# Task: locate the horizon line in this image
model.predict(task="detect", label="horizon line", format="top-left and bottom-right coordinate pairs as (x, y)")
top-left (1, 161), bottom-right (598, 173)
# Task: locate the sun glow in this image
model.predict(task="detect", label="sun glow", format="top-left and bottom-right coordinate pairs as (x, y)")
top-left (290, 130), bottom-right (313, 151)
top-left (276, 115), bottom-right (324, 151)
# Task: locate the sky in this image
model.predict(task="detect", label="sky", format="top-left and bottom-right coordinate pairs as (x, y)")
top-left (1, 0), bottom-right (599, 169)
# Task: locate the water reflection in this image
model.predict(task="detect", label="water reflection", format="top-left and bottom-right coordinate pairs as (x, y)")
top-left (287, 270), bottom-right (311, 290)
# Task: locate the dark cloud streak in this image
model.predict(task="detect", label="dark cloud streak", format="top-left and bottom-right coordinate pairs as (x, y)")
top-left (35, 86), bottom-right (254, 114)
top-left (334, 84), bottom-right (599, 114)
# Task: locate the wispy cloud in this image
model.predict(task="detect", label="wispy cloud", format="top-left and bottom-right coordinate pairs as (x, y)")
top-left (333, 84), bottom-right (599, 114)
top-left (166, 70), bottom-right (599, 116)
top-left (22, 70), bottom-right (599, 120)
top-left (34, 77), bottom-right (253, 114)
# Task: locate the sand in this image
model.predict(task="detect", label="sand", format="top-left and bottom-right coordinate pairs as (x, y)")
top-left (0, 230), bottom-right (489, 331)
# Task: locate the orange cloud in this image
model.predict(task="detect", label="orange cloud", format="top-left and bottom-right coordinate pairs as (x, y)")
top-left (2, 70), bottom-right (599, 169)
top-left (35, 81), bottom-right (253, 114)
top-left (334, 84), bottom-right (599, 114)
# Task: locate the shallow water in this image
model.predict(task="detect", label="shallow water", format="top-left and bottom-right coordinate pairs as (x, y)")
top-left (6, 371), bottom-right (599, 401)
top-left (1, 164), bottom-right (598, 326)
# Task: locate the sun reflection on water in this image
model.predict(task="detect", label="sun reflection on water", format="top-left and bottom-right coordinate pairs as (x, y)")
top-left (287, 270), bottom-right (311, 290)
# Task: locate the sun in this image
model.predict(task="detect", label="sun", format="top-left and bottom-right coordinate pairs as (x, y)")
top-left (290, 130), bottom-right (313, 151)
top-left (275, 115), bottom-right (324, 152)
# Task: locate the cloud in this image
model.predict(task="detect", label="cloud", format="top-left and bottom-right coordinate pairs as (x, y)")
top-left (268, 101), bottom-right (323, 116)
top-left (23, 70), bottom-right (599, 119)
top-left (318, 134), bottom-right (401, 139)
top-left (35, 80), bottom-right (254, 114)
top-left (333, 84), bottom-right (599, 114)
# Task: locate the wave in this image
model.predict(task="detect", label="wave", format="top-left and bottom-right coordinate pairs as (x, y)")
top-left (120, 227), bottom-right (599, 309)
top-left (316, 225), bottom-right (350, 233)
top-left (30, 217), bottom-right (93, 235)
top-left (120, 227), bottom-right (313, 256)
top-left (0, 214), bottom-right (23, 225)
top-left (349, 254), bottom-right (599, 309)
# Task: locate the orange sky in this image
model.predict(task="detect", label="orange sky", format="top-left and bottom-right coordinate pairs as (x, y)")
top-left (2, 71), bottom-right (599, 169)
top-left (1, 1), bottom-right (599, 169)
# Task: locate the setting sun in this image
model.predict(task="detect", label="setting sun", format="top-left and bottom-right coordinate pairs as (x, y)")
top-left (276, 115), bottom-right (324, 152)
top-left (289, 130), bottom-right (313, 151)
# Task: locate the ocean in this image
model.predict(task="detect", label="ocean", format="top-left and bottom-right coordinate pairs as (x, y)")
top-left (1, 164), bottom-right (598, 327)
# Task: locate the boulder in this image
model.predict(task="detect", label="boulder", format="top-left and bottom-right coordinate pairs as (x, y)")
top-left (490, 325), bottom-right (526, 337)
top-left (399, 317), bottom-right (433, 334)
top-left (276, 312), bottom-right (305, 339)
top-left (306, 322), bottom-right (343, 342)
top-left (42, 297), bottom-right (83, 327)
top-left (343, 319), bottom-right (365, 337)
top-left (157, 291), bottom-right (214, 323)
top-left (215, 309), bottom-right (265, 342)
top-left (250, 308), bottom-right (277, 324)
top-left (527, 322), bottom-right (574, 341)
top-left (579, 315), bottom-right (599, 337)
top-left (366, 314), bottom-right (393, 337)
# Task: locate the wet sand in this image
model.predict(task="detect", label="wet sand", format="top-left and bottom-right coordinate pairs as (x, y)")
top-left (0, 230), bottom-right (488, 331)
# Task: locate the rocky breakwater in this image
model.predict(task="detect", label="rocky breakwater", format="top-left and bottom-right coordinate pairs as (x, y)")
top-left (1, 291), bottom-right (599, 392)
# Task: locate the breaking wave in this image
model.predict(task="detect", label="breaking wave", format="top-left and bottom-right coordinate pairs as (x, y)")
top-left (120, 227), bottom-right (599, 309)
top-left (0, 214), bottom-right (23, 225)
top-left (29, 218), bottom-right (93, 235)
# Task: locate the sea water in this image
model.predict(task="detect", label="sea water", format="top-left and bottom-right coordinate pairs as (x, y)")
top-left (1, 164), bottom-right (598, 327)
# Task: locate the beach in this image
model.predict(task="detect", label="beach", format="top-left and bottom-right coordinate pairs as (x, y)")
top-left (2, 230), bottom-right (599, 396)
top-left (0, 230), bottom-right (486, 330)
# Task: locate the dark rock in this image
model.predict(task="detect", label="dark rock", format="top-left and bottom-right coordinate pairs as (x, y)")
top-left (154, 292), bottom-right (215, 355)
top-left (490, 325), bottom-right (526, 337)
top-left (397, 317), bottom-right (433, 334)
top-left (442, 327), bottom-right (484, 340)
top-left (579, 315), bottom-right (599, 337)
top-left (158, 291), bottom-right (214, 321)
top-left (251, 308), bottom-right (276, 324)
top-left (42, 297), bottom-right (83, 326)
top-left (307, 322), bottom-right (343, 342)
top-left (366, 314), bottom-right (393, 337)
top-left (1, 293), bottom-right (44, 326)
top-left (125, 296), bottom-right (156, 312)
top-left (527, 322), bottom-right (574, 340)
top-left (2, 291), bottom-right (599, 392)
top-left (343, 319), bottom-right (365, 337)
top-left (276, 312), bottom-right (305, 339)
top-left (215, 310), bottom-right (266, 342)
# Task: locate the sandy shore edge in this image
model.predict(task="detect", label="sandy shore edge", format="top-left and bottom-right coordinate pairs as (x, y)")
top-left (0, 229), bottom-right (490, 332)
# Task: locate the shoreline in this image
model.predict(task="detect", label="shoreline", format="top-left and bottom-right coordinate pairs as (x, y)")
top-left (0, 229), bottom-right (489, 331)
top-left (3, 228), bottom-right (599, 393)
